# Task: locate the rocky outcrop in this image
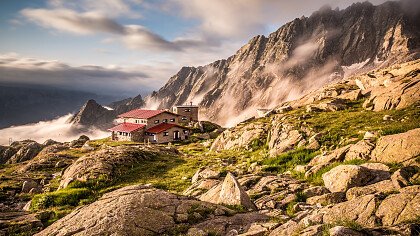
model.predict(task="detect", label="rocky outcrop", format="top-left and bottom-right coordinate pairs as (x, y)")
top-left (6, 141), bottom-right (43, 164)
top-left (36, 185), bottom-right (264, 236)
top-left (200, 173), bottom-right (256, 210)
top-left (59, 145), bottom-right (178, 189)
top-left (148, 1), bottom-right (420, 126)
top-left (323, 194), bottom-right (378, 227)
top-left (268, 122), bottom-right (306, 157)
top-left (376, 192), bottom-right (420, 226)
top-left (210, 122), bottom-right (268, 151)
top-left (362, 63), bottom-right (420, 111)
top-left (0, 145), bottom-right (17, 164)
top-left (0, 212), bottom-right (43, 235)
top-left (69, 135), bottom-right (90, 148)
top-left (371, 128), bottom-right (420, 165)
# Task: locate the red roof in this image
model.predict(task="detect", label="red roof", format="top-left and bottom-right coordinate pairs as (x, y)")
top-left (108, 123), bottom-right (145, 133)
top-left (118, 109), bottom-right (165, 119)
top-left (146, 123), bottom-right (185, 134)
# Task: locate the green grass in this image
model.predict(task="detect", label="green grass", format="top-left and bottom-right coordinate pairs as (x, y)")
top-left (262, 149), bottom-right (319, 173)
top-left (306, 101), bottom-right (420, 147)
top-left (88, 137), bottom-right (143, 148)
top-left (31, 188), bottom-right (92, 211)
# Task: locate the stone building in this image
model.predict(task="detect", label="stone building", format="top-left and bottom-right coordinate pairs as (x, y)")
top-left (172, 104), bottom-right (199, 123)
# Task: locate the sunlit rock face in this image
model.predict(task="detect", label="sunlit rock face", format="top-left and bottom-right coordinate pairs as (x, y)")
top-left (148, 1), bottom-right (420, 126)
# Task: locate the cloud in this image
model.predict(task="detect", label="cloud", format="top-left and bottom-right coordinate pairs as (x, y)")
top-left (47, 0), bottom-right (141, 18)
top-left (21, 8), bottom-right (126, 35)
top-left (0, 53), bottom-right (168, 96)
top-left (168, 0), bottom-right (390, 41)
top-left (0, 114), bottom-right (109, 145)
top-left (20, 7), bottom-right (208, 53)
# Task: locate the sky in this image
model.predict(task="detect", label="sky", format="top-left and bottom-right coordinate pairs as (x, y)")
top-left (0, 0), bottom-right (391, 97)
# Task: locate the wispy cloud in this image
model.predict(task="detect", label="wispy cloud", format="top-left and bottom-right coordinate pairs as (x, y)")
top-left (20, 5), bottom-right (207, 53)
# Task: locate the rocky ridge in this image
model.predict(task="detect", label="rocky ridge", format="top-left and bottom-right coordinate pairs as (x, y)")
top-left (148, 1), bottom-right (420, 126)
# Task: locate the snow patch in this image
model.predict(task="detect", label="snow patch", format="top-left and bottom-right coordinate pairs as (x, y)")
top-left (341, 58), bottom-right (370, 77)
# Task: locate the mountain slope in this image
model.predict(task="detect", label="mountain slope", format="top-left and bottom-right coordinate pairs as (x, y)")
top-left (148, 1), bottom-right (420, 126)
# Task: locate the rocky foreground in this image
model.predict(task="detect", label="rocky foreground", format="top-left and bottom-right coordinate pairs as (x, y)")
top-left (0, 60), bottom-right (420, 235)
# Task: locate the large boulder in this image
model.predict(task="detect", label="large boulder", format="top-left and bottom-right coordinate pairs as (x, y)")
top-left (323, 194), bottom-right (378, 227)
top-left (322, 165), bottom-right (376, 192)
top-left (210, 123), bottom-right (268, 151)
top-left (371, 128), bottom-right (420, 165)
top-left (200, 173), bottom-right (257, 210)
top-left (6, 141), bottom-right (43, 164)
top-left (35, 185), bottom-right (235, 236)
top-left (59, 145), bottom-right (177, 189)
top-left (268, 123), bottom-right (306, 157)
top-left (375, 192), bottom-right (420, 226)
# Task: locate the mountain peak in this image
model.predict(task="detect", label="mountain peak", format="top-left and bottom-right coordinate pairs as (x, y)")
top-left (148, 0), bottom-right (420, 127)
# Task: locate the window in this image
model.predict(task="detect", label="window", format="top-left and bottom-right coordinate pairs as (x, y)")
top-left (183, 130), bottom-right (188, 134)
top-left (163, 132), bottom-right (169, 136)
top-left (163, 119), bottom-right (168, 123)
top-left (154, 120), bottom-right (159, 124)
top-left (181, 117), bottom-right (187, 121)
top-left (184, 108), bottom-right (191, 112)
top-left (170, 118), bottom-right (175, 122)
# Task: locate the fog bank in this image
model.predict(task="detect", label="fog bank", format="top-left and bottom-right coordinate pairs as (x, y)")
top-left (0, 114), bottom-right (109, 145)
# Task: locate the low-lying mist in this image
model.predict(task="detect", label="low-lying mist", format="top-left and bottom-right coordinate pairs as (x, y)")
top-left (0, 114), bottom-right (109, 146)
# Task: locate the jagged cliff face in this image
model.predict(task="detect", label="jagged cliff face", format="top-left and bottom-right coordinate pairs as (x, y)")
top-left (148, 1), bottom-right (420, 126)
